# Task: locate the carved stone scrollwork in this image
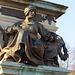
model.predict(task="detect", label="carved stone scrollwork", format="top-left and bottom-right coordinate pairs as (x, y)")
top-left (44, 14), bottom-right (57, 25)
top-left (33, 14), bottom-right (56, 25)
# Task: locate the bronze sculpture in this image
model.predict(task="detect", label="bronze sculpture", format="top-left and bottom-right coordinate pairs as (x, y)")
top-left (0, 5), bottom-right (68, 67)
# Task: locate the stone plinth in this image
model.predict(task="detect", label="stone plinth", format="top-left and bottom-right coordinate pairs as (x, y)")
top-left (0, 61), bottom-right (69, 75)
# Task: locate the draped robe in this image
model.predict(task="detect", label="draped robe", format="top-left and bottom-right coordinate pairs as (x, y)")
top-left (0, 21), bottom-right (55, 65)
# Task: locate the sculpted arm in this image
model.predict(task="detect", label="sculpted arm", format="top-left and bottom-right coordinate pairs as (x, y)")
top-left (51, 33), bottom-right (69, 61)
top-left (0, 23), bottom-right (22, 46)
top-left (5, 26), bottom-right (22, 34)
top-left (38, 23), bottom-right (53, 41)
top-left (38, 24), bottom-right (69, 61)
top-left (48, 32), bottom-right (68, 61)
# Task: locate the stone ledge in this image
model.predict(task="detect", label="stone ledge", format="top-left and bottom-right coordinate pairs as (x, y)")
top-left (0, 0), bottom-right (68, 19)
top-left (0, 61), bottom-right (69, 75)
top-left (0, 14), bottom-right (22, 23)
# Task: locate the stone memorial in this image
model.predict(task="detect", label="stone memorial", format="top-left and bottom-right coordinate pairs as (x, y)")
top-left (0, 0), bottom-right (69, 75)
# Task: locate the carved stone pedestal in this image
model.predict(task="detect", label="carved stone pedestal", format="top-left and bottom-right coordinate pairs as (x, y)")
top-left (0, 61), bottom-right (69, 75)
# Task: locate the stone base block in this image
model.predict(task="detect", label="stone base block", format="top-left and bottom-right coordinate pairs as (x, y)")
top-left (0, 61), bottom-right (69, 75)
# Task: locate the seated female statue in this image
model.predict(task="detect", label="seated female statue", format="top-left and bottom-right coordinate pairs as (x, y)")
top-left (0, 5), bottom-right (54, 65)
top-left (0, 5), bottom-right (68, 66)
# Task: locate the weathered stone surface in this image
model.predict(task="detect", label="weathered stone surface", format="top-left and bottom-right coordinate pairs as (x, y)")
top-left (0, 61), bottom-right (69, 75)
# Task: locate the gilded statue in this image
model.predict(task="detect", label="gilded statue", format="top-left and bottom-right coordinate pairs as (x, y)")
top-left (0, 5), bottom-right (68, 67)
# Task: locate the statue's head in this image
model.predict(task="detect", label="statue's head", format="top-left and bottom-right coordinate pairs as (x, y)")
top-left (24, 5), bottom-right (36, 18)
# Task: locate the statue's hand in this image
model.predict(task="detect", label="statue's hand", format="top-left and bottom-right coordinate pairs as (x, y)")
top-left (60, 54), bottom-right (68, 61)
top-left (59, 50), bottom-right (68, 61)
top-left (64, 52), bottom-right (68, 60)
top-left (4, 26), bottom-right (13, 34)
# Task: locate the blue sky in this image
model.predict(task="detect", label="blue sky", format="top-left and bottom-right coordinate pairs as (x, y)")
top-left (44, 0), bottom-right (75, 48)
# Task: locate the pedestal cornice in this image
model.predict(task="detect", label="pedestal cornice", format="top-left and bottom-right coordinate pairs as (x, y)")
top-left (0, 61), bottom-right (69, 75)
top-left (0, 0), bottom-right (68, 19)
